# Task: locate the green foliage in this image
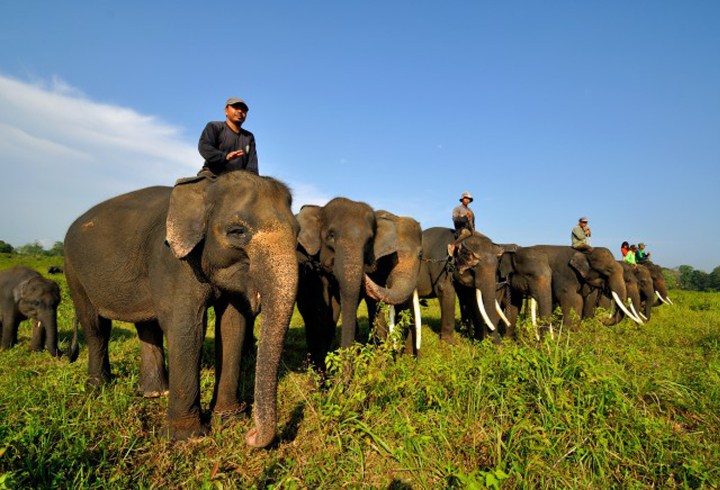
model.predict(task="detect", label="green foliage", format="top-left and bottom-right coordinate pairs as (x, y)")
top-left (678, 264), bottom-right (720, 292)
top-left (1, 254), bottom-right (719, 487)
top-left (0, 241), bottom-right (13, 254)
top-left (1, 240), bottom-right (64, 257)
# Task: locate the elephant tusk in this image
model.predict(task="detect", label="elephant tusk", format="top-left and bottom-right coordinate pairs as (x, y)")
top-left (628, 300), bottom-right (642, 323)
top-left (476, 288), bottom-right (496, 332)
top-left (639, 311), bottom-right (648, 321)
top-left (549, 324), bottom-right (555, 340)
top-left (612, 291), bottom-right (643, 324)
top-left (388, 304), bottom-right (396, 335)
top-left (666, 296), bottom-right (674, 305)
top-left (656, 290), bottom-right (671, 305)
top-left (530, 298), bottom-right (538, 326)
top-left (412, 289), bottom-right (422, 351)
top-left (495, 300), bottom-right (511, 327)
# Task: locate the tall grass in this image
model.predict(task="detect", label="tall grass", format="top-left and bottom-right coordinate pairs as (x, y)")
top-left (1, 256), bottom-right (719, 488)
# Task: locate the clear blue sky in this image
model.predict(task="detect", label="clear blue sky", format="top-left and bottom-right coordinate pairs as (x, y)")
top-left (1, 1), bottom-right (718, 271)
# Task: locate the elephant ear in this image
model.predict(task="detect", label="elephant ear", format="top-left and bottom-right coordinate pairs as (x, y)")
top-left (12, 278), bottom-right (31, 302)
top-left (374, 211), bottom-right (399, 260)
top-left (569, 251), bottom-right (591, 278)
top-left (166, 176), bottom-right (212, 258)
top-left (498, 251), bottom-right (516, 279)
top-left (297, 205), bottom-right (322, 256)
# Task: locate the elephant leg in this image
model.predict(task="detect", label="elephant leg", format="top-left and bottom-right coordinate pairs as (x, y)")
top-left (84, 316), bottom-right (113, 385)
top-left (298, 278), bottom-right (336, 369)
top-left (366, 297), bottom-right (389, 344)
top-left (165, 315), bottom-right (208, 440)
top-left (558, 293), bottom-right (583, 329)
top-left (30, 319), bottom-right (46, 352)
top-left (136, 320), bottom-right (169, 398)
top-left (211, 299), bottom-right (250, 415)
top-left (0, 314), bottom-right (18, 349)
top-left (438, 287), bottom-right (459, 345)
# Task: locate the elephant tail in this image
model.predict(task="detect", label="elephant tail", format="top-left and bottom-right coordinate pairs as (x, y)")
top-left (66, 316), bottom-right (80, 363)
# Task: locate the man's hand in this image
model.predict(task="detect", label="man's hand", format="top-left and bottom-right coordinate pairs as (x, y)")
top-left (585, 227), bottom-right (591, 236)
top-left (226, 149), bottom-right (245, 160)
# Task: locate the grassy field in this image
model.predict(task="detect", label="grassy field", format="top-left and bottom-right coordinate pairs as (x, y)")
top-left (1, 254), bottom-right (719, 489)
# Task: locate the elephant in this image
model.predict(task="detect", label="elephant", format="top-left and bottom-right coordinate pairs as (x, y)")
top-left (643, 262), bottom-right (673, 306)
top-left (495, 245), bottom-right (554, 337)
top-left (415, 228), bottom-right (501, 344)
top-left (296, 199), bottom-right (423, 367)
top-left (598, 262), bottom-right (654, 324)
top-left (363, 211), bottom-right (423, 356)
top-left (64, 171), bottom-right (299, 447)
top-left (521, 245), bottom-right (643, 327)
top-left (0, 266), bottom-right (76, 357)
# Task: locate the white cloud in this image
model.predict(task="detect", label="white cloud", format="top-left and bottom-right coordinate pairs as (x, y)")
top-left (0, 74), bottom-right (200, 247)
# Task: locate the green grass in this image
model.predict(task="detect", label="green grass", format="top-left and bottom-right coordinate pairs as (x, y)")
top-left (1, 256), bottom-right (719, 488)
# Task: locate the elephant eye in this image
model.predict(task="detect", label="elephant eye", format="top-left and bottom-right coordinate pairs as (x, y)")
top-left (326, 230), bottom-right (336, 242)
top-left (227, 225), bottom-right (249, 239)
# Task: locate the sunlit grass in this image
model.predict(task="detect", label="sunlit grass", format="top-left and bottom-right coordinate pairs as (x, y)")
top-left (1, 256), bottom-right (719, 488)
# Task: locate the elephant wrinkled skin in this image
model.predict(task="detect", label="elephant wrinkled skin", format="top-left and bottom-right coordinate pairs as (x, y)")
top-left (64, 171), bottom-right (299, 447)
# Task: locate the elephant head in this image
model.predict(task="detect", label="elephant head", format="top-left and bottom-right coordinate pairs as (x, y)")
top-left (497, 246), bottom-right (553, 330)
top-left (569, 247), bottom-right (642, 324)
top-left (166, 172), bottom-right (299, 447)
top-left (363, 211), bottom-right (423, 306)
top-left (634, 264), bottom-right (656, 320)
top-left (14, 274), bottom-right (62, 357)
top-left (643, 262), bottom-right (672, 306)
top-left (297, 199), bottom-right (420, 351)
top-left (451, 232), bottom-right (502, 334)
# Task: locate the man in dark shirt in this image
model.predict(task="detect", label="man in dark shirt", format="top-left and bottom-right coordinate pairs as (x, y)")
top-left (198, 97), bottom-right (259, 176)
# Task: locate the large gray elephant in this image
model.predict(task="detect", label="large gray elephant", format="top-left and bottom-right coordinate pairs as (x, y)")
top-left (495, 245), bottom-right (554, 337)
top-left (0, 266), bottom-right (74, 357)
top-left (524, 246), bottom-right (642, 327)
top-left (416, 228), bottom-right (501, 344)
top-left (64, 171), bottom-right (299, 447)
top-left (363, 211), bottom-right (423, 356)
top-left (296, 199), bottom-right (422, 367)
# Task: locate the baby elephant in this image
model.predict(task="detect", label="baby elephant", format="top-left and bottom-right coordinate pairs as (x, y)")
top-left (0, 266), bottom-right (64, 356)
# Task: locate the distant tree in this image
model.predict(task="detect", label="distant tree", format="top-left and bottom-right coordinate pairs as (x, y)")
top-left (678, 265), bottom-right (715, 291)
top-left (15, 241), bottom-right (46, 256)
top-left (710, 266), bottom-right (720, 291)
top-left (0, 240), bottom-right (13, 254)
top-left (47, 241), bottom-right (64, 257)
top-left (662, 268), bottom-right (679, 289)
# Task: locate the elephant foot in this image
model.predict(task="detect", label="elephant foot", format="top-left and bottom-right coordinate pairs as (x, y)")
top-left (165, 416), bottom-right (210, 441)
top-left (246, 426), bottom-right (276, 449)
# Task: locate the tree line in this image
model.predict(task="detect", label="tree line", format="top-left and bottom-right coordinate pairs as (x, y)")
top-left (0, 240), bottom-right (64, 257)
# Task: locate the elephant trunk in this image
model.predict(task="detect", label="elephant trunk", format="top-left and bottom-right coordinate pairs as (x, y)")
top-left (336, 247), bottom-right (365, 348)
top-left (363, 252), bottom-right (420, 306)
top-left (40, 311), bottom-right (60, 358)
top-left (246, 230), bottom-right (299, 448)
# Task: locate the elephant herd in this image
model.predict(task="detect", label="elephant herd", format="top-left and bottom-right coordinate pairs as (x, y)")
top-left (0, 171), bottom-right (673, 448)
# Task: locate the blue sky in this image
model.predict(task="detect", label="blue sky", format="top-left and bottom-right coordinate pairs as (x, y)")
top-left (1, 1), bottom-right (718, 271)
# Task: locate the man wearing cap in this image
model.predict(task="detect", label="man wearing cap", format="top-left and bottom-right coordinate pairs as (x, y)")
top-left (636, 243), bottom-right (651, 263)
top-left (198, 97), bottom-right (258, 176)
top-left (452, 192), bottom-right (476, 238)
top-left (571, 217), bottom-right (592, 252)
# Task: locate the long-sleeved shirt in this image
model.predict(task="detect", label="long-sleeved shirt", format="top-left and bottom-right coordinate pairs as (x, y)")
top-left (571, 225), bottom-right (589, 248)
top-left (198, 121), bottom-right (258, 175)
top-left (624, 250), bottom-right (637, 265)
top-left (452, 204), bottom-right (475, 232)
